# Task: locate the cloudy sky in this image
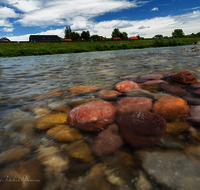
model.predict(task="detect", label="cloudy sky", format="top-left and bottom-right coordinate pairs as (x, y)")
top-left (0, 0), bottom-right (200, 41)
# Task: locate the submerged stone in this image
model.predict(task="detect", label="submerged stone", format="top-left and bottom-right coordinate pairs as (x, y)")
top-left (68, 86), bottom-right (99, 93)
top-left (140, 74), bottom-right (163, 80)
top-left (92, 124), bottom-right (124, 157)
top-left (171, 71), bottom-right (197, 84)
top-left (115, 80), bottom-right (140, 93)
top-left (116, 111), bottom-right (167, 148)
top-left (68, 100), bottom-right (116, 131)
top-left (166, 121), bottom-right (189, 133)
top-left (189, 106), bottom-right (200, 124)
top-left (97, 90), bottom-right (121, 100)
top-left (153, 95), bottom-right (189, 121)
top-left (160, 83), bottom-right (187, 96)
top-left (117, 97), bottom-right (152, 113)
top-left (126, 89), bottom-right (154, 99)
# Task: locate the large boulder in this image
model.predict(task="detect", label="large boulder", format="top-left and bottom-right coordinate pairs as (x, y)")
top-left (116, 111), bottom-right (167, 148)
top-left (117, 97), bottom-right (152, 113)
top-left (171, 71), bottom-right (197, 84)
top-left (67, 100), bottom-right (116, 131)
top-left (153, 95), bottom-right (189, 121)
top-left (115, 81), bottom-right (140, 93)
top-left (92, 124), bottom-right (124, 157)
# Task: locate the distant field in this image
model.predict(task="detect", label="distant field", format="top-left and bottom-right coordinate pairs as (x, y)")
top-left (0, 37), bottom-right (200, 57)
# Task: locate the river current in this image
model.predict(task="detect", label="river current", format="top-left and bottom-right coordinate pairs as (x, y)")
top-left (0, 45), bottom-right (200, 190)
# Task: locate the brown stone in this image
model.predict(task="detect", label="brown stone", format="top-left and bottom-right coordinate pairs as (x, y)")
top-left (190, 82), bottom-right (200, 88)
top-left (142, 80), bottom-right (166, 85)
top-left (97, 90), bottom-right (121, 99)
top-left (117, 97), bottom-right (152, 113)
top-left (120, 75), bottom-right (138, 79)
top-left (171, 71), bottom-right (197, 84)
top-left (36, 113), bottom-right (67, 130)
top-left (160, 83), bottom-right (187, 96)
top-left (92, 124), bottom-right (124, 157)
top-left (116, 111), bottom-right (167, 148)
top-left (32, 107), bottom-right (51, 115)
top-left (189, 106), bottom-right (200, 123)
top-left (166, 121), bottom-right (189, 133)
top-left (68, 100), bottom-right (116, 131)
top-left (115, 80), bottom-right (140, 93)
top-left (152, 72), bottom-right (172, 77)
top-left (54, 105), bottom-right (71, 114)
top-left (153, 95), bottom-right (189, 121)
top-left (46, 125), bottom-right (83, 142)
top-left (68, 86), bottom-right (99, 93)
top-left (182, 96), bottom-right (200, 105)
top-left (194, 89), bottom-right (200, 95)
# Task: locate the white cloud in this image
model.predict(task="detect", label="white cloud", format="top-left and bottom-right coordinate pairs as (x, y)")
top-left (114, 20), bottom-right (133, 28)
top-left (151, 7), bottom-right (158, 11)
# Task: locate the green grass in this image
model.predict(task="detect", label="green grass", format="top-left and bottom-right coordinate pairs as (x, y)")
top-left (0, 37), bottom-right (200, 57)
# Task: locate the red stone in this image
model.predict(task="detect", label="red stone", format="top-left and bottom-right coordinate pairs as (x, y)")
top-left (117, 97), bottom-right (152, 113)
top-left (115, 81), bottom-right (140, 93)
top-left (190, 82), bottom-right (200, 88)
top-left (116, 111), bottom-right (167, 148)
top-left (97, 90), bottom-right (121, 100)
top-left (171, 71), bottom-right (197, 84)
top-left (194, 89), bottom-right (200, 95)
top-left (160, 83), bottom-right (187, 96)
top-left (140, 74), bottom-right (163, 80)
top-left (92, 124), bottom-right (124, 157)
top-left (67, 100), bottom-right (116, 131)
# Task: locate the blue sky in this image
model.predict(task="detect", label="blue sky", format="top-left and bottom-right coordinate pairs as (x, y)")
top-left (0, 0), bottom-right (200, 41)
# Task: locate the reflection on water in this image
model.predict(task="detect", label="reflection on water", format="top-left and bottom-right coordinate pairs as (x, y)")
top-left (0, 46), bottom-right (200, 190)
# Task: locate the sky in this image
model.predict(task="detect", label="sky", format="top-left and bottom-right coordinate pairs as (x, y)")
top-left (0, 0), bottom-right (200, 41)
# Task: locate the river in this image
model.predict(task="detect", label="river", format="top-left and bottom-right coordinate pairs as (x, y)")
top-left (0, 45), bottom-right (200, 190)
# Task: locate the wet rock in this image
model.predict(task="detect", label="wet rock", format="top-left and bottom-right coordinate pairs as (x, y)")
top-left (0, 159), bottom-right (43, 190)
top-left (48, 100), bottom-right (68, 109)
top-left (189, 106), bottom-right (200, 123)
top-left (83, 163), bottom-right (113, 190)
top-left (46, 125), bottom-right (83, 142)
top-left (68, 86), bottom-right (99, 93)
top-left (140, 74), bottom-right (163, 80)
top-left (135, 171), bottom-right (153, 190)
top-left (66, 140), bottom-right (94, 163)
top-left (157, 132), bottom-right (186, 150)
top-left (32, 107), bottom-right (51, 115)
top-left (97, 90), bottom-right (121, 100)
top-left (35, 113), bottom-right (67, 130)
top-left (182, 96), bottom-right (200, 105)
top-left (0, 146), bottom-right (30, 164)
top-left (194, 89), bottom-right (200, 95)
top-left (116, 111), bottom-right (167, 148)
top-left (117, 97), bottom-right (152, 113)
top-left (153, 95), bottom-right (189, 121)
top-left (120, 75), bottom-right (138, 79)
top-left (191, 82), bottom-right (200, 88)
top-left (142, 85), bottom-right (160, 92)
top-left (132, 78), bottom-right (149, 84)
top-left (68, 100), bottom-right (116, 131)
top-left (135, 149), bottom-right (200, 190)
top-left (126, 89), bottom-right (154, 99)
top-left (54, 105), bottom-right (70, 114)
top-left (160, 83), bottom-right (187, 96)
top-left (115, 80), bottom-right (140, 93)
top-left (171, 71), bottom-right (197, 84)
top-left (142, 80), bottom-right (166, 85)
top-left (33, 91), bottom-right (62, 100)
top-left (92, 124), bottom-right (124, 157)
top-left (166, 121), bottom-right (189, 133)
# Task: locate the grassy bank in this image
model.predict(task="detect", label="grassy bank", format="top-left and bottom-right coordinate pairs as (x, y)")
top-left (0, 37), bottom-right (200, 57)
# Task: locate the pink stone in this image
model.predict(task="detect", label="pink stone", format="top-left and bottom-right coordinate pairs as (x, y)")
top-left (67, 100), bottom-right (116, 131)
top-left (115, 81), bottom-right (140, 93)
top-left (116, 111), bottom-right (167, 148)
top-left (189, 106), bottom-right (200, 123)
top-left (171, 71), bottom-right (197, 84)
top-left (117, 97), bottom-right (152, 113)
top-left (92, 124), bottom-right (124, 157)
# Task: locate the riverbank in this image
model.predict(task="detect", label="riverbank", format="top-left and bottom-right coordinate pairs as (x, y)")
top-left (1, 37), bottom-right (200, 57)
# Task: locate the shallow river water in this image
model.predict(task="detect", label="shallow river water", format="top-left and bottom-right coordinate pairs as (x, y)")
top-left (0, 45), bottom-right (200, 190)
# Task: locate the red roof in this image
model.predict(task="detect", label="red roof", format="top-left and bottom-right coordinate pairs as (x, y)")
top-left (113, 37), bottom-right (121, 40)
top-left (62, 39), bottom-right (72, 41)
top-left (129, 36), bottom-right (138, 40)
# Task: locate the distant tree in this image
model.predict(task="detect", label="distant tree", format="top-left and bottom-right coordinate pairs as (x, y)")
top-left (91, 35), bottom-right (101, 41)
top-left (172, 29), bottom-right (185, 38)
top-left (137, 35), bottom-right (140, 40)
top-left (120, 32), bottom-right (128, 40)
top-left (71, 32), bottom-right (80, 41)
top-left (64, 26), bottom-right (72, 39)
top-left (111, 28), bottom-right (121, 38)
top-left (81, 31), bottom-right (90, 40)
top-left (196, 32), bottom-right (200, 37)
